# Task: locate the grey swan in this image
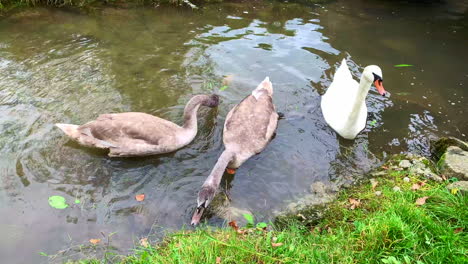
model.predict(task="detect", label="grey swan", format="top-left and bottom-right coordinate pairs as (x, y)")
top-left (191, 77), bottom-right (279, 225)
top-left (55, 94), bottom-right (219, 157)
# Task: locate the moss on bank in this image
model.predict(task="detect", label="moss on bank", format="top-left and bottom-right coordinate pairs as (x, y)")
top-left (68, 155), bottom-right (467, 264)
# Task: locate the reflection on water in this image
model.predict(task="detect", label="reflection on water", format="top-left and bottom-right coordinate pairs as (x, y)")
top-left (0, 0), bottom-right (467, 262)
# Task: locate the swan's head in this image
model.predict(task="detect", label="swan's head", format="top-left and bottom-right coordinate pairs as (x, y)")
top-left (363, 65), bottom-right (386, 96)
top-left (191, 185), bottom-right (216, 226)
top-left (256, 76), bottom-right (273, 96)
top-left (202, 94), bottom-right (220, 108)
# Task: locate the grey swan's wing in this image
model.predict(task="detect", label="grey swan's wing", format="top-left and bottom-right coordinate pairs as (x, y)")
top-left (223, 91), bottom-right (278, 154)
top-left (79, 112), bottom-right (180, 146)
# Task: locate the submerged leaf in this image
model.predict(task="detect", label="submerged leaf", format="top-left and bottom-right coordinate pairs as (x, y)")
top-left (135, 194), bottom-right (145, 201)
top-left (394, 64), bottom-right (413, 67)
top-left (219, 85), bottom-right (228, 91)
top-left (89, 238), bottom-right (101, 245)
top-left (48, 195), bottom-right (69, 209)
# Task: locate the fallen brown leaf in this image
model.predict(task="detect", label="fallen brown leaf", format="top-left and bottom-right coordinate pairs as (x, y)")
top-left (271, 242), bottom-right (283, 247)
top-left (216, 256), bottom-right (221, 264)
top-left (228, 221), bottom-right (239, 231)
top-left (228, 221), bottom-right (245, 234)
top-left (348, 198), bottom-right (361, 210)
top-left (135, 194), bottom-right (145, 201)
top-left (370, 179), bottom-right (378, 191)
top-left (381, 166), bottom-right (389, 170)
top-left (415, 196), bottom-right (429, 206)
top-left (140, 237), bottom-right (149, 248)
top-left (411, 181), bottom-right (426, 191)
top-left (89, 238), bottom-right (101, 245)
top-left (454, 227), bottom-right (463, 234)
top-left (441, 174), bottom-right (447, 181)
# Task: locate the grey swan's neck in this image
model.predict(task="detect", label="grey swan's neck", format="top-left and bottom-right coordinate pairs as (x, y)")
top-left (202, 150), bottom-right (234, 189)
top-left (182, 95), bottom-right (215, 130)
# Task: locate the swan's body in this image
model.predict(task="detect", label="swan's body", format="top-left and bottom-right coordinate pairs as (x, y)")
top-left (191, 77), bottom-right (279, 225)
top-left (56, 94), bottom-right (219, 157)
top-left (321, 59), bottom-right (386, 139)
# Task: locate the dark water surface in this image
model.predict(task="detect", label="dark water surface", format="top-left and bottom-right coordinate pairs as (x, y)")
top-left (0, 0), bottom-right (467, 262)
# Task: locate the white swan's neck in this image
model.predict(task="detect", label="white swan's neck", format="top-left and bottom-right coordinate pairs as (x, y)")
top-left (348, 74), bottom-right (372, 122)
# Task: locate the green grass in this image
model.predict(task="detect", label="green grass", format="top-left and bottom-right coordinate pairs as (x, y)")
top-left (71, 158), bottom-right (467, 264)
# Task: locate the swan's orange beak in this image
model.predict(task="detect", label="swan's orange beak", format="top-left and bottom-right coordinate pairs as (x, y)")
top-left (374, 80), bottom-right (386, 96)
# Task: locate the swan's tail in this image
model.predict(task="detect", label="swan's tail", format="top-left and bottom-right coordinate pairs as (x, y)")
top-left (55, 123), bottom-right (80, 140)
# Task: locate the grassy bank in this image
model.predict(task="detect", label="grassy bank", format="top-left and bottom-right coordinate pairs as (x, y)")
top-left (74, 156), bottom-right (467, 264)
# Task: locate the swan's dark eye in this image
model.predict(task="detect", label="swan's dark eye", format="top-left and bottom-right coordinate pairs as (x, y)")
top-left (372, 73), bottom-right (383, 82)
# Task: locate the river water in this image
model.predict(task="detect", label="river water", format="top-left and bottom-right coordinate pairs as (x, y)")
top-left (0, 0), bottom-right (467, 262)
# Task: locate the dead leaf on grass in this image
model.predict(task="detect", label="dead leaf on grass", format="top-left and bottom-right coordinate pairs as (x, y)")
top-left (411, 181), bottom-right (426, 191)
top-left (216, 256), bottom-right (221, 264)
top-left (454, 227), bottom-right (463, 234)
top-left (271, 242), bottom-right (283, 247)
top-left (89, 239), bottom-right (101, 245)
top-left (228, 221), bottom-right (245, 234)
top-left (370, 179), bottom-right (378, 191)
top-left (140, 237), bottom-right (149, 248)
top-left (135, 194), bottom-right (145, 201)
top-left (381, 165), bottom-right (389, 170)
top-left (348, 198), bottom-right (361, 210)
top-left (415, 196), bottom-right (429, 206)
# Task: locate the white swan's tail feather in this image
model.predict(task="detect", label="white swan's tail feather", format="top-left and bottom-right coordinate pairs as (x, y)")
top-left (55, 123), bottom-right (80, 139)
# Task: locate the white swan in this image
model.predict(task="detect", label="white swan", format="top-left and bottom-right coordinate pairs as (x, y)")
top-left (321, 59), bottom-right (386, 140)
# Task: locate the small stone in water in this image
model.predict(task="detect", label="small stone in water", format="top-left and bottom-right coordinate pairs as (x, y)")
top-left (375, 191), bottom-right (382, 196)
top-left (393, 186), bottom-right (401, 192)
top-left (403, 177), bottom-right (410, 182)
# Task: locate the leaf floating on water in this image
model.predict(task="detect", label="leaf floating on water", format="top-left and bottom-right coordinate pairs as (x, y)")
top-left (140, 237), bottom-right (149, 248)
top-left (135, 194), bottom-right (145, 201)
top-left (219, 85), bottom-right (228, 91)
top-left (48, 195), bottom-right (69, 209)
top-left (243, 213), bottom-right (254, 225)
top-left (89, 238), bottom-right (101, 245)
top-left (394, 64), bottom-right (413, 67)
top-left (415, 196), bottom-right (429, 206)
top-left (74, 199), bottom-right (81, 204)
top-left (256, 222), bottom-right (268, 229)
top-left (38, 252), bottom-right (48, 257)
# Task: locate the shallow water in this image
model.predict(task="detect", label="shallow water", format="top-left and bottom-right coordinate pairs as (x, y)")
top-left (0, 0), bottom-right (467, 262)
